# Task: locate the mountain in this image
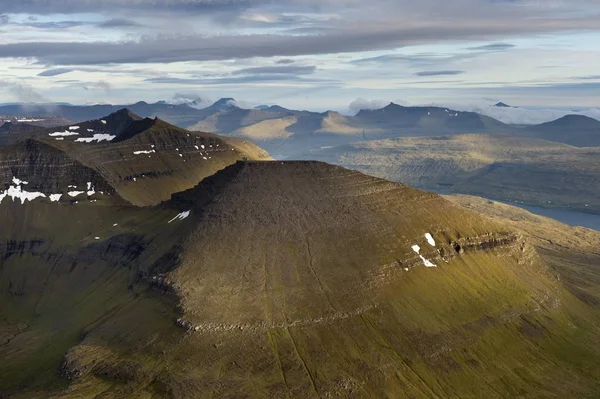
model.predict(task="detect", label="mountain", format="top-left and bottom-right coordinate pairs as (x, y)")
top-left (0, 109), bottom-right (271, 206)
top-left (3, 159), bottom-right (600, 397)
top-left (189, 102), bottom-right (513, 159)
top-left (494, 102), bottom-right (513, 108)
top-left (525, 114), bottom-right (600, 146)
top-left (353, 102), bottom-right (509, 132)
top-left (300, 133), bottom-right (600, 214)
top-left (0, 100), bottom-right (224, 129)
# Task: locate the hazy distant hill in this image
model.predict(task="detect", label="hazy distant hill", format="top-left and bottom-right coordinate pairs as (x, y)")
top-left (300, 133), bottom-right (600, 214)
top-left (3, 100), bottom-right (600, 157)
top-left (524, 114), bottom-right (600, 146)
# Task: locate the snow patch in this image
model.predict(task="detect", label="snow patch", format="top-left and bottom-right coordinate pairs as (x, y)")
top-left (68, 191), bottom-right (85, 197)
top-left (100, 120), bottom-right (107, 124)
top-left (425, 233), bottom-right (436, 246)
top-left (49, 131), bottom-right (79, 137)
top-left (0, 180), bottom-right (46, 204)
top-left (168, 210), bottom-right (191, 224)
top-left (201, 144), bottom-right (205, 149)
top-left (411, 243), bottom-right (436, 267)
top-left (49, 194), bottom-right (62, 202)
top-left (87, 128), bottom-right (94, 132)
top-left (69, 126), bottom-right (80, 130)
top-left (133, 150), bottom-right (155, 155)
top-left (86, 182), bottom-right (95, 196)
top-left (75, 134), bottom-right (116, 143)
top-left (55, 138), bottom-right (64, 141)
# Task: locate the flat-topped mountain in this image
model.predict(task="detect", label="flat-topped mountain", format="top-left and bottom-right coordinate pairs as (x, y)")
top-left (2, 160), bottom-right (600, 397)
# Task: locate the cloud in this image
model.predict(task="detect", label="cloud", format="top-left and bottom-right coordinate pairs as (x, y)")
top-left (83, 80), bottom-right (113, 92)
top-left (0, 14), bottom-right (9, 24)
top-left (0, 0), bottom-right (259, 16)
top-left (97, 18), bottom-right (143, 28)
top-left (232, 65), bottom-right (316, 75)
top-left (145, 74), bottom-right (336, 85)
top-left (276, 59), bottom-right (295, 64)
top-left (171, 93), bottom-right (213, 108)
top-left (38, 68), bottom-right (73, 77)
top-left (415, 70), bottom-right (465, 76)
top-left (348, 98), bottom-right (390, 113)
top-left (453, 103), bottom-right (600, 125)
top-left (466, 43), bottom-right (515, 51)
top-left (1, 11), bottom-right (600, 66)
top-left (24, 20), bottom-right (88, 29)
top-left (0, 80), bottom-right (51, 103)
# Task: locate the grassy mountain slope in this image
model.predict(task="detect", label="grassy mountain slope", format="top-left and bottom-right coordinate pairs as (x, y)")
top-left (301, 134), bottom-right (600, 213)
top-left (446, 194), bottom-right (600, 305)
top-left (2, 162), bottom-right (599, 397)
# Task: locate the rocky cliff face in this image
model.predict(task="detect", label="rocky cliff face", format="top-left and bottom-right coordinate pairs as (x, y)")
top-left (0, 139), bottom-right (118, 205)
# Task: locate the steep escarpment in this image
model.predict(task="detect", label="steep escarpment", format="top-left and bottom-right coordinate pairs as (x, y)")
top-left (0, 139), bottom-right (120, 205)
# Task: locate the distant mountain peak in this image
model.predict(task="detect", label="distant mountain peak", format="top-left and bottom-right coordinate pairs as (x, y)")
top-left (494, 102), bottom-right (512, 108)
top-left (107, 108), bottom-right (143, 121)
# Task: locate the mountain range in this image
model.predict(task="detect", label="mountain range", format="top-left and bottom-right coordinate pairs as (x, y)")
top-left (2, 100), bottom-right (600, 160)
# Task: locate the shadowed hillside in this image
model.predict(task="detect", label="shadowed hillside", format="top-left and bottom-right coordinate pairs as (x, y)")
top-left (0, 110), bottom-right (272, 206)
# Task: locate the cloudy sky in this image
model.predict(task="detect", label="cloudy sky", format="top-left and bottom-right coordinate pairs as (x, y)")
top-left (0, 0), bottom-right (599, 112)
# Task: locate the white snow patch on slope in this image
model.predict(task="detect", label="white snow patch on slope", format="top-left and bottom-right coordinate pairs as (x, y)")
top-left (420, 256), bottom-right (436, 267)
top-left (425, 233), bottom-right (436, 246)
top-left (86, 182), bottom-right (95, 196)
top-left (75, 134), bottom-right (116, 143)
top-left (69, 126), bottom-right (80, 130)
top-left (68, 191), bottom-right (85, 197)
top-left (49, 131), bottom-right (79, 137)
top-left (101, 120), bottom-right (107, 124)
top-left (168, 210), bottom-right (191, 224)
top-left (411, 243), bottom-right (436, 267)
top-left (50, 194), bottom-right (62, 202)
top-left (0, 178), bottom-right (46, 204)
top-left (133, 150), bottom-right (155, 155)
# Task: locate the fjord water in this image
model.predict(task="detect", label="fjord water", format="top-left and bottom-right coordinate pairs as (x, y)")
top-left (500, 201), bottom-right (600, 231)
